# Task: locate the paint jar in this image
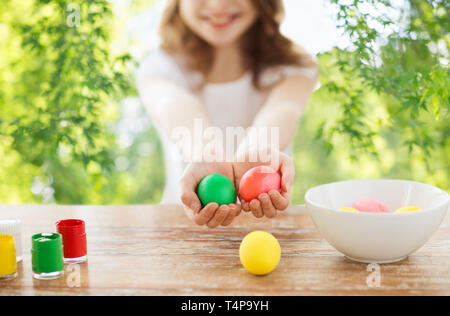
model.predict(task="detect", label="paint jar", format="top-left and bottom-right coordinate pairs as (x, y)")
top-left (56, 219), bottom-right (87, 264)
top-left (0, 235), bottom-right (17, 280)
top-left (31, 233), bottom-right (64, 280)
top-left (0, 219), bottom-right (22, 262)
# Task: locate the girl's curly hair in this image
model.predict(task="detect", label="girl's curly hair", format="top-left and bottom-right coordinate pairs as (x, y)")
top-left (160, 0), bottom-right (317, 89)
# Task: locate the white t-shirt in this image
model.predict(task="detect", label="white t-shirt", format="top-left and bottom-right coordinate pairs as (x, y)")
top-left (138, 49), bottom-right (318, 204)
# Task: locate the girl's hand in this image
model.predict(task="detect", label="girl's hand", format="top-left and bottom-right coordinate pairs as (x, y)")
top-left (180, 162), bottom-right (242, 228)
top-left (233, 148), bottom-right (294, 219)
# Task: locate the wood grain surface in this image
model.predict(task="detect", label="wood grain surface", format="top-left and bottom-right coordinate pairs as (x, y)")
top-left (0, 204), bottom-right (449, 296)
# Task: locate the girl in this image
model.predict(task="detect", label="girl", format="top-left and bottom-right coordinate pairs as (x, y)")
top-left (138, 0), bottom-right (318, 228)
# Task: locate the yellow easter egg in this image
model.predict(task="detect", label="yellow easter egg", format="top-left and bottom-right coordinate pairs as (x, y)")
top-left (239, 231), bottom-right (281, 276)
top-left (394, 206), bottom-right (421, 214)
top-left (339, 207), bottom-right (360, 213)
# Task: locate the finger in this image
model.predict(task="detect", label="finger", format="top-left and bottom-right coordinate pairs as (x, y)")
top-left (181, 191), bottom-right (202, 214)
top-left (280, 156), bottom-right (295, 193)
top-left (193, 203), bottom-right (219, 226)
top-left (221, 204), bottom-right (239, 227)
top-left (233, 204), bottom-right (242, 218)
top-left (268, 190), bottom-right (289, 211)
top-left (207, 205), bottom-right (230, 228)
top-left (282, 190), bottom-right (291, 201)
top-left (183, 204), bottom-right (196, 223)
top-left (250, 199), bottom-right (264, 218)
top-left (259, 193), bottom-right (277, 218)
top-left (180, 176), bottom-right (202, 214)
top-left (242, 202), bottom-right (251, 212)
top-left (221, 212), bottom-right (235, 227)
top-left (230, 203), bottom-right (242, 216)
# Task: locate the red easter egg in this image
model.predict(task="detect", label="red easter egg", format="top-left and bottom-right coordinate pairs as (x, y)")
top-left (239, 166), bottom-right (281, 202)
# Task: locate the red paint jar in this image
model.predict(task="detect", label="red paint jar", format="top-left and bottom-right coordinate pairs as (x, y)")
top-left (56, 219), bottom-right (87, 264)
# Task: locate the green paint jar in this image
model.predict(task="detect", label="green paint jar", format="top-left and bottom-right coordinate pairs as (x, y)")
top-left (31, 233), bottom-right (64, 280)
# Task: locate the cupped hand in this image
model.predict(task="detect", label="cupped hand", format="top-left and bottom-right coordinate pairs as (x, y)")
top-left (180, 162), bottom-right (242, 228)
top-left (233, 147), bottom-right (294, 219)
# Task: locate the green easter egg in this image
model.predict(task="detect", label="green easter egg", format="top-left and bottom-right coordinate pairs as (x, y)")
top-left (197, 174), bottom-right (236, 206)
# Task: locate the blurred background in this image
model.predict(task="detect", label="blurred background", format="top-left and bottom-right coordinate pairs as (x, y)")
top-left (0, 0), bottom-right (448, 205)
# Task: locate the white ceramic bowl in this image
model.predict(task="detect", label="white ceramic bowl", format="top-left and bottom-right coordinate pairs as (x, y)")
top-left (305, 179), bottom-right (450, 263)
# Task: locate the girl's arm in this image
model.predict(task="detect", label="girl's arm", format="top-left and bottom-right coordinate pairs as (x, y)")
top-left (137, 76), bottom-right (210, 159)
top-left (138, 75), bottom-right (242, 227)
top-left (249, 74), bottom-right (317, 151)
top-left (234, 74), bottom-right (317, 218)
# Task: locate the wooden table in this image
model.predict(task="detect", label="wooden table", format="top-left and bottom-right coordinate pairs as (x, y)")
top-left (0, 204), bottom-right (449, 296)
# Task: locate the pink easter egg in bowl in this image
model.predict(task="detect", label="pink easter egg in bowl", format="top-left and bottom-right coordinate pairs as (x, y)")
top-left (305, 179), bottom-right (449, 264)
top-left (351, 198), bottom-right (390, 214)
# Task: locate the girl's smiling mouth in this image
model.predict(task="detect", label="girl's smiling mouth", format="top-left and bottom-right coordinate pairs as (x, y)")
top-left (202, 12), bottom-right (241, 30)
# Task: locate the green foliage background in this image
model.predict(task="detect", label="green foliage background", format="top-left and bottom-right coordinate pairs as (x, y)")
top-left (0, 0), bottom-right (448, 205)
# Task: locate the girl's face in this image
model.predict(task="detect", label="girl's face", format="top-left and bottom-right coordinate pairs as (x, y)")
top-left (179, 0), bottom-right (258, 48)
